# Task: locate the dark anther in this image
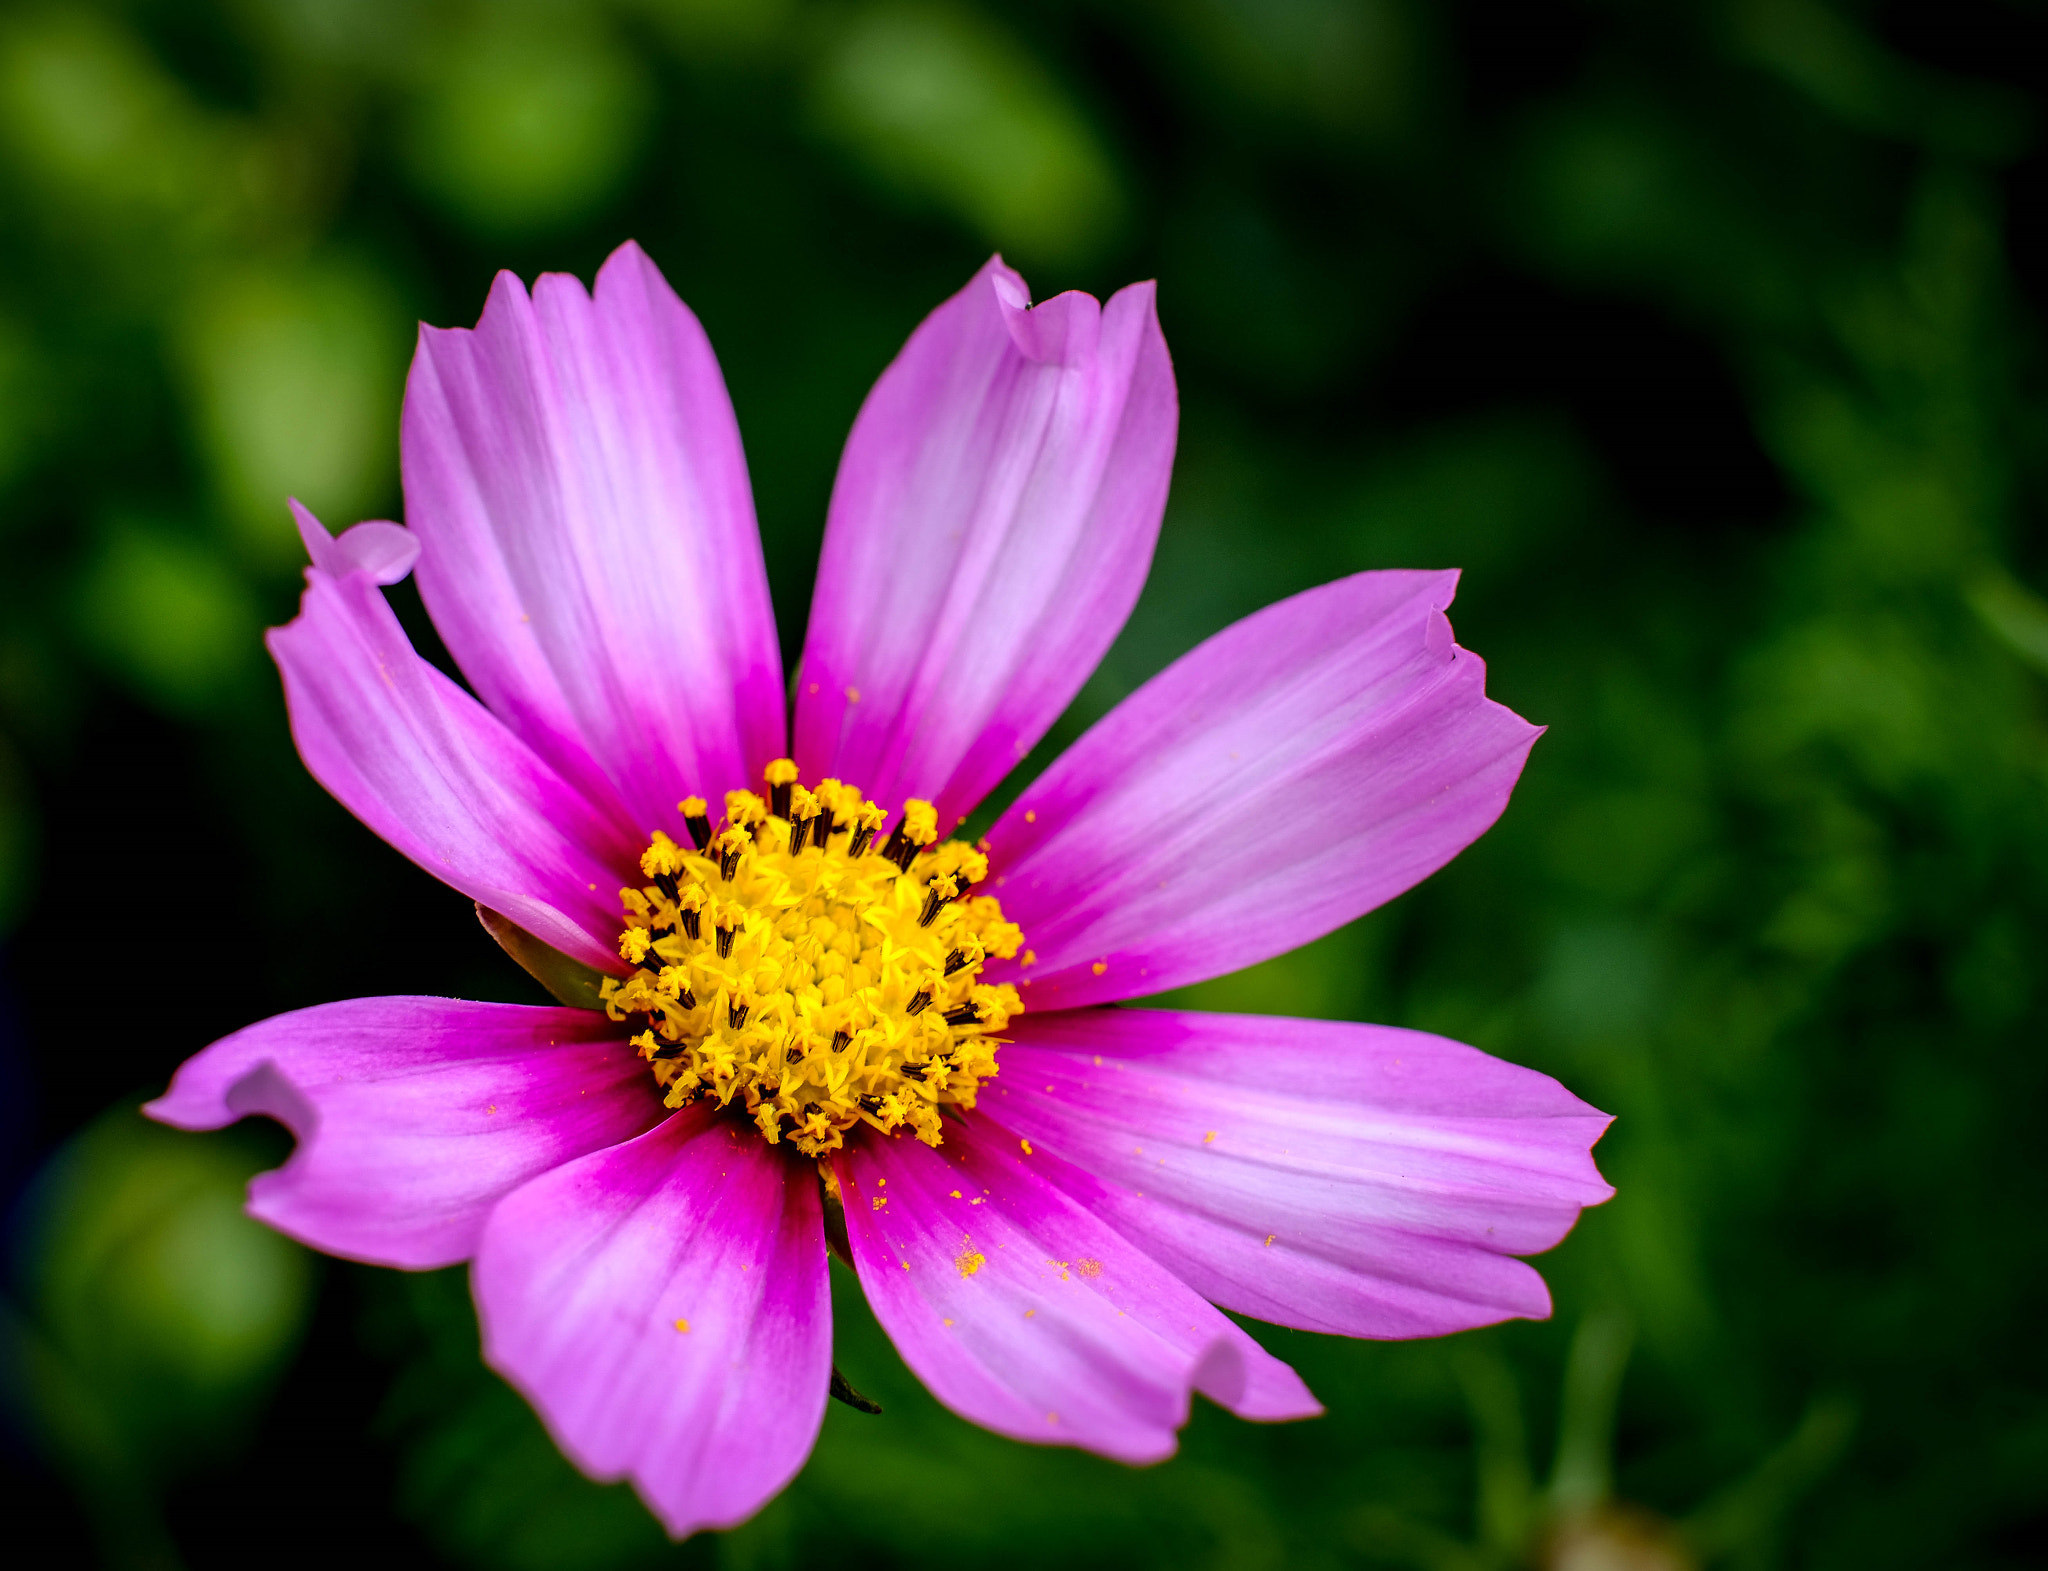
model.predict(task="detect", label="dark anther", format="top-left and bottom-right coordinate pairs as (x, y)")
top-left (636, 954), bottom-right (664, 975)
top-left (830, 1367), bottom-right (883, 1415)
top-left (900, 1062), bottom-right (928, 1081)
top-left (789, 815), bottom-right (812, 854)
top-left (654, 871), bottom-right (679, 900)
top-left (943, 948), bottom-right (970, 976)
top-left (715, 925), bottom-right (735, 959)
top-left (787, 1044), bottom-right (804, 1061)
top-left (651, 1042), bottom-right (685, 1061)
top-left (905, 987), bottom-right (933, 1017)
top-left (804, 1101), bottom-right (822, 1117)
top-left (943, 1005), bottom-right (980, 1027)
top-left (814, 807), bottom-right (835, 846)
top-left (680, 909), bottom-right (701, 941)
top-left (830, 1030), bottom-right (851, 1053)
top-left (881, 821), bottom-right (921, 869)
top-left (857, 1093), bottom-right (884, 1113)
top-left (848, 824), bottom-right (875, 858)
top-left (719, 846), bottom-right (743, 880)
top-left (728, 1000), bottom-right (750, 1030)
top-left (676, 985), bottom-right (697, 1010)
top-left (769, 780), bottom-right (792, 819)
top-left (917, 886), bottom-right (946, 927)
top-left (685, 811), bottom-right (713, 850)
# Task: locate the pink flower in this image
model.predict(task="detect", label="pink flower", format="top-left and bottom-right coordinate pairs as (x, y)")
top-left (148, 242), bottom-right (1612, 1537)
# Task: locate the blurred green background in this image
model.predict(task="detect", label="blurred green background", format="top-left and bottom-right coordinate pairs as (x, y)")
top-left (0, 1), bottom-right (2044, 1567)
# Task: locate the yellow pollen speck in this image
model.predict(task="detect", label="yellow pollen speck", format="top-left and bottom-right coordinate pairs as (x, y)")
top-left (1091, 961), bottom-right (1107, 976)
top-left (1019, 1138), bottom-right (1033, 1155)
top-left (1093, 1056), bottom-right (1101, 1066)
top-left (1024, 810), bottom-right (1036, 823)
top-left (486, 1104), bottom-right (496, 1115)
top-left (1024, 1308), bottom-right (1036, 1319)
top-left (877, 1177), bottom-right (886, 1186)
top-left (950, 1190), bottom-right (962, 1199)
top-left (872, 1196), bottom-right (887, 1210)
top-left (674, 1318), bottom-right (691, 1333)
top-left (599, 766), bottom-right (1024, 1157)
top-left (943, 1317), bottom-right (954, 1326)
top-left (1264, 1234), bottom-right (1276, 1247)
top-left (956, 1248), bottom-right (985, 1277)
top-left (1076, 1258), bottom-right (1102, 1277)
top-left (1204, 1131), bottom-right (1217, 1144)
top-left (1046, 1412), bottom-right (1058, 1424)
top-left (845, 686), bottom-right (861, 703)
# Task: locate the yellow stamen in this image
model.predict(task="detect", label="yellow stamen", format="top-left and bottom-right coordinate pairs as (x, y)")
top-left (600, 764), bottom-right (1024, 1157)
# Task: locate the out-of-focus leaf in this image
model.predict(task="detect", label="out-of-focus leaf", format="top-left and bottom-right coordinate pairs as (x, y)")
top-left (1726, 0), bottom-right (2033, 161)
top-left (178, 258), bottom-right (411, 569)
top-left (0, 9), bottom-right (291, 255)
top-left (1137, 0), bottom-right (1427, 143)
top-left (1680, 1396), bottom-right (1857, 1561)
top-left (635, 0), bottom-right (794, 57)
top-left (810, 2), bottom-right (1125, 265)
top-left (1968, 570), bottom-right (2048, 676)
top-left (0, 311), bottom-right (42, 495)
top-left (71, 519), bottom-right (260, 715)
top-left (365, 1271), bottom-right (686, 1571)
top-left (7, 1104), bottom-right (313, 1565)
top-left (400, 13), bottom-right (654, 235)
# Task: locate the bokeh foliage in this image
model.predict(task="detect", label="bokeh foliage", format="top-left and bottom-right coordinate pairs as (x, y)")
top-left (0, 1), bottom-right (2044, 1568)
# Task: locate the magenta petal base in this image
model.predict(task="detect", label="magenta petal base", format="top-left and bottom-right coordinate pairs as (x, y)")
top-left (474, 1103), bottom-right (831, 1538)
top-left (839, 1108), bottom-right (1319, 1464)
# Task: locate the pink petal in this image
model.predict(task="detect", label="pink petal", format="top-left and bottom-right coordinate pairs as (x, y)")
top-left (404, 240), bottom-right (784, 838)
top-left (837, 1115), bottom-right (1319, 1465)
top-left (474, 1105), bottom-right (829, 1539)
top-left (290, 498), bottom-right (420, 584)
top-left (984, 1008), bottom-right (1613, 1339)
top-left (983, 569), bottom-right (1541, 1009)
top-left (794, 258), bottom-right (1175, 830)
top-left (268, 567), bottom-right (638, 971)
top-left (144, 998), bottom-right (662, 1270)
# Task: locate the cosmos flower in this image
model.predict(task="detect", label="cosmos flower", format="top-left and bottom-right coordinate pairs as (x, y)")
top-left (148, 242), bottom-right (1613, 1537)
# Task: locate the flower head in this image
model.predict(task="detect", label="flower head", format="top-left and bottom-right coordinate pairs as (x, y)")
top-left (148, 242), bottom-right (1612, 1537)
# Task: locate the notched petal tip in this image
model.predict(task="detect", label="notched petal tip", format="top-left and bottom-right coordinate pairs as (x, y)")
top-left (794, 253), bottom-right (1177, 824)
top-left (289, 498), bottom-right (421, 586)
top-left (1189, 1333), bottom-right (1323, 1424)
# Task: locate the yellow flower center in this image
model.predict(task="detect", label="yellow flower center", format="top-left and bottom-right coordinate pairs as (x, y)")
top-left (600, 760), bottom-right (1024, 1157)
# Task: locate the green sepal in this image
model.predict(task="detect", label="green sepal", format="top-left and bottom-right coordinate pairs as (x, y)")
top-left (475, 903), bottom-right (610, 1011)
